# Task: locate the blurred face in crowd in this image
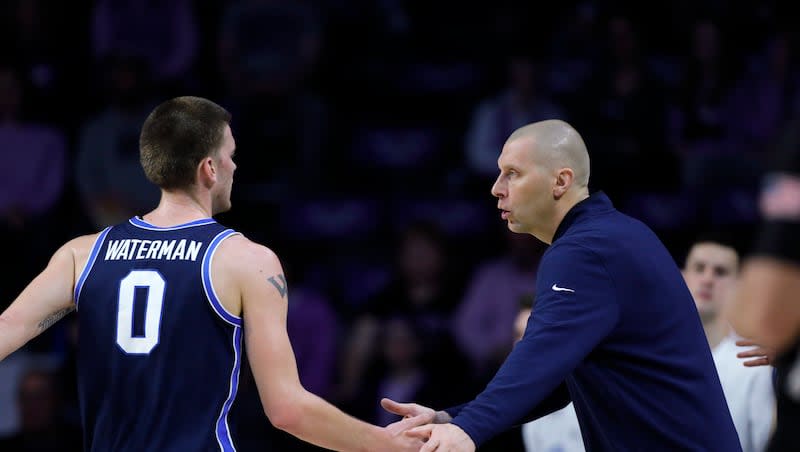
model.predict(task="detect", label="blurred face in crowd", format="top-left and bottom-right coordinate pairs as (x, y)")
top-left (609, 15), bottom-right (637, 62)
top-left (693, 20), bottom-right (720, 63)
top-left (382, 317), bottom-right (420, 370)
top-left (508, 56), bottom-right (535, 99)
top-left (682, 242), bottom-right (739, 320)
top-left (399, 230), bottom-right (443, 284)
top-left (18, 371), bottom-right (58, 432)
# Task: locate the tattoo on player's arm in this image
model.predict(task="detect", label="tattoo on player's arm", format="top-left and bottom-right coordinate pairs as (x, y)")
top-left (37, 306), bottom-right (75, 331)
top-left (268, 274), bottom-right (288, 298)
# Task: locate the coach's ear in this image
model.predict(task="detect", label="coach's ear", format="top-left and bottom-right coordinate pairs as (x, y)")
top-left (553, 167), bottom-right (574, 199)
top-left (198, 157), bottom-right (217, 188)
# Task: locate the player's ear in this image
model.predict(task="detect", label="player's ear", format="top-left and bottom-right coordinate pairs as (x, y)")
top-left (553, 167), bottom-right (574, 199)
top-left (198, 157), bottom-right (217, 188)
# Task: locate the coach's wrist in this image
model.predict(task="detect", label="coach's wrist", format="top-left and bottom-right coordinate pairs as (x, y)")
top-left (434, 410), bottom-right (452, 424)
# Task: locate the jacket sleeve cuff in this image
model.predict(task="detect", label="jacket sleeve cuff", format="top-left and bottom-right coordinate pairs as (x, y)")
top-left (443, 402), bottom-right (467, 419)
top-left (450, 418), bottom-right (489, 448)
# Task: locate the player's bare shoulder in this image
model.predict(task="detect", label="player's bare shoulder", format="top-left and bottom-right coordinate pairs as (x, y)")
top-left (213, 234), bottom-right (283, 275)
top-left (67, 231), bottom-right (104, 254)
top-left (59, 231), bottom-right (106, 282)
top-left (210, 234), bottom-right (287, 314)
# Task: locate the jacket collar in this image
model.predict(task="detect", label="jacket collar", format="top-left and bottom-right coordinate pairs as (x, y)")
top-left (552, 191), bottom-right (615, 242)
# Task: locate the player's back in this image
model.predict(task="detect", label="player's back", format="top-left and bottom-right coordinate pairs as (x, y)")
top-left (74, 217), bottom-right (243, 452)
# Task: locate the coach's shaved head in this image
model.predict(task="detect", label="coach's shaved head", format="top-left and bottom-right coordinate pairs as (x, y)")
top-left (507, 119), bottom-right (590, 188)
top-left (492, 119), bottom-right (592, 243)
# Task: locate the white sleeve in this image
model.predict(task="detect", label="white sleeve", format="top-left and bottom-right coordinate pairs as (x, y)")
top-left (521, 420), bottom-right (540, 452)
top-left (747, 368), bottom-right (776, 452)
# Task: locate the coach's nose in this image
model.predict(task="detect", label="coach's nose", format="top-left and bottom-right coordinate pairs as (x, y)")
top-left (491, 174), bottom-right (506, 198)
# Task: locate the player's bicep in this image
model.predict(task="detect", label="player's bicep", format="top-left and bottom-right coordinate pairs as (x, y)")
top-left (240, 247), bottom-right (303, 414)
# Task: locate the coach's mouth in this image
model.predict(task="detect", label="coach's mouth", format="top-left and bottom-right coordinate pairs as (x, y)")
top-left (500, 210), bottom-right (510, 220)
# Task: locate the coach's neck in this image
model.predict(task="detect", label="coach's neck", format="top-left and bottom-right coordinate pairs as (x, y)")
top-left (538, 187), bottom-right (590, 245)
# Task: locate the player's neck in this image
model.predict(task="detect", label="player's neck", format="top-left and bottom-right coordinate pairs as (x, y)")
top-left (703, 314), bottom-right (730, 350)
top-left (143, 192), bottom-right (213, 226)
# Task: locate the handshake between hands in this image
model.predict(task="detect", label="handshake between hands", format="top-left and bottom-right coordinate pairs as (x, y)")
top-left (379, 398), bottom-right (476, 452)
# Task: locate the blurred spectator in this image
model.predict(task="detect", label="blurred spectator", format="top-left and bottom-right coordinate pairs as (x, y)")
top-left (464, 54), bottom-right (566, 181)
top-left (74, 54), bottom-right (160, 230)
top-left (711, 31), bottom-right (800, 196)
top-left (0, 65), bottom-right (67, 306)
top-left (544, 1), bottom-right (601, 101)
top-left (668, 19), bottom-right (737, 191)
top-left (91, 0), bottom-right (199, 88)
top-left (726, 32), bottom-right (800, 157)
top-left (217, 0), bottom-right (322, 99)
top-left (334, 220), bottom-right (469, 415)
top-left (0, 348), bottom-right (62, 437)
top-left (0, 0), bottom-right (89, 124)
top-left (578, 13), bottom-right (675, 197)
top-left (370, 316), bottom-right (440, 427)
top-left (216, 0), bottom-right (330, 201)
top-left (453, 229), bottom-right (545, 375)
top-left (728, 114), bottom-right (800, 452)
top-left (0, 368), bottom-right (82, 452)
top-left (682, 232), bottom-right (775, 452)
top-left (0, 350), bottom-right (33, 437)
top-left (287, 288), bottom-right (340, 400)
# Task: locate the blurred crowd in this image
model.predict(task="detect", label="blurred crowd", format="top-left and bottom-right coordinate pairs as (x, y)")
top-left (1, 0), bottom-right (798, 451)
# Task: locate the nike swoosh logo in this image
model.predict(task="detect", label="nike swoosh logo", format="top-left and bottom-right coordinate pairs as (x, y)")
top-left (551, 284), bottom-right (575, 292)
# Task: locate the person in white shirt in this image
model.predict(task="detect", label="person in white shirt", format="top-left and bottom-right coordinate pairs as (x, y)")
top-left (514, 295), bottom-right (586, 452)
top-left (682, 232), bottom-right (776, 452)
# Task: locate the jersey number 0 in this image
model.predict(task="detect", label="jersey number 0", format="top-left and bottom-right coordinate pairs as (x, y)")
top-left (116, 270), bottom-right (165, 354)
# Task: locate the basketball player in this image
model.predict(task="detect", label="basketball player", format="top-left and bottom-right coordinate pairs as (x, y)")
top-left (0, 96), bottom-right (425, 451)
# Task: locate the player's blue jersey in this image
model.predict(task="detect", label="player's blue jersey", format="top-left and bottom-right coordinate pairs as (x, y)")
top-left (74, 217), bottom-right (243, 452)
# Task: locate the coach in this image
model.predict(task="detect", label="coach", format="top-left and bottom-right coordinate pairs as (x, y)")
top-left (384, 120), bottom-right (742, 451)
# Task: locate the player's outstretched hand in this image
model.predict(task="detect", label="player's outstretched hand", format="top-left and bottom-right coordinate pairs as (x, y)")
top-left (385, 410), bottom-right (435, 437)
top-left (381, 424), bottom-right (426, 452)
top-left (735, 339), bottom-right (776, 367)
top-left (381, 414), bottom-right (430, 452)
top-left (405, 423), bottom-right (475, 452)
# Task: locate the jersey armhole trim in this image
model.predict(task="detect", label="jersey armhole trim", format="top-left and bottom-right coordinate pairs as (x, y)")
top-left (215, 325), bottom-right (243, 451)
top-left (202, 229), bottom-right (243, 327)
top-left (74, 227), bottom-right (112, 309)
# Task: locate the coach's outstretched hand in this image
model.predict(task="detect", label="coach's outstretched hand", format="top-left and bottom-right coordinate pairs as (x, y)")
top-left (385, 409), bottom-right (435, 435)
top-left (380, 398), bottom-right (451, 425)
